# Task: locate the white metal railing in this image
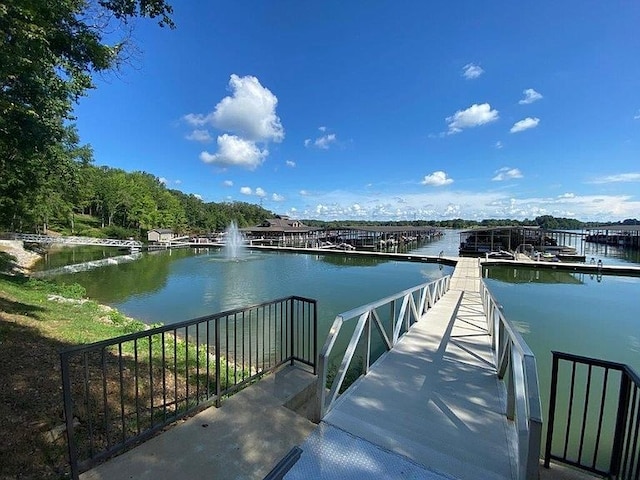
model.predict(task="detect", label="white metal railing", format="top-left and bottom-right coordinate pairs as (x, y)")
top-left (480, 280), bottom-right (543, 480)
top-left (314, 275), bottom-right (450, 420)
top-left (8, 233), bottom-right (142, 248)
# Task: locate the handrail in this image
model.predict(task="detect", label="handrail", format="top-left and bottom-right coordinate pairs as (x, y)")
top-left (7, 232), bottom-right (143, 248)
top-left (544, 351), bottom-right (640, 478)
top-left (480, 280), bottom-right (543, 480)
top-left (61, 296), bottom-right (317, 479)
top-left (314, 275), bottom-right (450, 420)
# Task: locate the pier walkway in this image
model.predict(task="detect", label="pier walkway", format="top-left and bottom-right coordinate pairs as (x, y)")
top-left (80, 258), bottom-right (541, 480)
top-left (7, 233), bottom-right (142, 249)
top-left (286, 257), bottom-right (518, 479)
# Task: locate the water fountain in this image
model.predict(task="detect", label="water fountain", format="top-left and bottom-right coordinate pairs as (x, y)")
top-left (224, 220), bottom-right (246, 260)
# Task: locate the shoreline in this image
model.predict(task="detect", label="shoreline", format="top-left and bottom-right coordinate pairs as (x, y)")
top-left (0, 240), bottom-right (42, 274)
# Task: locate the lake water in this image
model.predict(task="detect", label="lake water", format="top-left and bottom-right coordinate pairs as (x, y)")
top-left (34, 229), bottom-right (640, 372)
top-left (37, 245), bottom-right (454, 343)
top-left (34, 229), bottom-right (640, 466)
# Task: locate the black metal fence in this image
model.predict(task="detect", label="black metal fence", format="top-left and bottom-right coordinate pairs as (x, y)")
top-left (60, 296), bottom-right (317, 479)
top-left (544, 351), bottom-right (640, 478)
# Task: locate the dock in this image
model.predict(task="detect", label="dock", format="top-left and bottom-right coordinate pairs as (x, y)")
top-left (286, 257), bottom-right (518, 479)
top-left (79, 257), bottom-right (552, 480)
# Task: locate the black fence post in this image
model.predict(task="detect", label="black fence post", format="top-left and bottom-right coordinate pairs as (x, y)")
top-left (313, 300), bottom-right (318, 375)
top-left (215, 318), bottom-right (221, 408)
top-left (289, 298), bottom-right (295, 366)
top-left (544, 352), bottom-right (560, 468)
top-left (610, 372), bottom-right (631, 477)
top-left (60, 352), bottom-right (80, 480)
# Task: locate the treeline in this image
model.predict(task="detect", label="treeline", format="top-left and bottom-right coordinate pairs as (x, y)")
top-left (2, 162), bottom-right (274, 239)
top-left (302, 215), bottom-right (640, 230)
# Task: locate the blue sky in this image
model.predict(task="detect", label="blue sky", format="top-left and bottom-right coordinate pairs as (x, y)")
top-left (74, 1), bottom-right (640, 222)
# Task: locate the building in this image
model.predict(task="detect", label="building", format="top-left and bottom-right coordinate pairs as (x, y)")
top-left (147, 228), bottom-right (175, 243)
top-left (244, 216), bottom-right (319, 247)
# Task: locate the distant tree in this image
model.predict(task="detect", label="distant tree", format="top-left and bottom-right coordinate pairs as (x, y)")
top-left (0, 0), bottom-right (174, 229)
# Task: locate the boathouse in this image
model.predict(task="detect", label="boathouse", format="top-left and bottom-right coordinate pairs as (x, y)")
top-left (459, 226), bottom-right (585, 258)
top-left (147, 228), bottom-right (175, 243)
top-left (585, 224), bottom-right (640, 249)
top-left (244, 216), bottom-right (319, 247)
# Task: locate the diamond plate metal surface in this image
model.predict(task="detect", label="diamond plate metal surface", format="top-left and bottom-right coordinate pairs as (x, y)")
top-left (284, 423), bottom-right (454, 480)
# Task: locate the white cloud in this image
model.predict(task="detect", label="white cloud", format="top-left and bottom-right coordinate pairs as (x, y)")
top-left (159, 177), bottom-right (168, 185)
top-left (211, 74), bottom-right (284, 142)
top-left (193, 194), bottom-right (202, 200)
top-left (495, 141), bottom-right (503, 149)
top-left (299, 190), bottom-right (309, 196)
top-left (510, 117), bottom-right (540, 133)
top-left (175, 179), bottom-right (182, 185)
top-left (446, 103), bottom-right (499, 134)
top-left (223, 180), bottom-right (233, 187)
top-left (183, 113), bottom-right (211, 127)
top-left (315, 134), bottom-right (336, 149)
top-left (590, 173), bottom-right (640, 184)
top-left (185, 74), bottom-right (283, 169)
top-left (316, 204), bottom-right (329, 215)
top-left (286, 160), bottom-right (296, 167)
top-left (305, 132), bottom-right (337, 149)
top-left (462, 63), bottom-right (484, 80)
top-left (199, 134), bottom-right (268, 170)
top-left (290, 186), bottom-right (640, 222)
top-left (186, 129), bottom-right (213, 142)
top-left (634, 110), bottom-right (640, 120)
top-left (421, 171), bottom-right (454, 186)
top-left (492, 167), bottom-right (523, 181)
top-left (272, 193), bottom-right (285, 201)
top-left (519, 88), bottom-right (543, 105)
top-left (240, 186), bottom-right (252, 195)
top-left (255, 187), bottom-right (266, 197)
top-left (319, 126), bottom-right (327, 132)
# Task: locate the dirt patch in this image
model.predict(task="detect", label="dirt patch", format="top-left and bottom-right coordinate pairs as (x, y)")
top-left (0, 305), bottom-right (71, 479)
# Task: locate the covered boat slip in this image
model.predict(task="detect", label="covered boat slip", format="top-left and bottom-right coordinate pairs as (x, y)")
top-left (458, 226), bottom-right (585, 259)
top-left (242, 221), bottom-right (443, 251)
top-left (584, 224), bottom-right (640, 249)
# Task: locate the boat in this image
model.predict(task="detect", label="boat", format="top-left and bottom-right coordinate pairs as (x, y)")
top-left (536, 245), bottom-right (586, 262)
top-left (486, 250), bottom-right (515, 260)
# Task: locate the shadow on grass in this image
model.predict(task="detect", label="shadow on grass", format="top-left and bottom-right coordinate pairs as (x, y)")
top-left (0, 251), bottom-right (20, 274)
top-left (0, 295), bottom-right (46, 319)
top-left (1, 277), bottom-right (306, 479)
top-left (0, 318), bottom-right (74, 479)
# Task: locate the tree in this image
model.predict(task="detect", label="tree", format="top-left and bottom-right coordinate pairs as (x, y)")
top-left (0, 0), bottom-right (173, 229)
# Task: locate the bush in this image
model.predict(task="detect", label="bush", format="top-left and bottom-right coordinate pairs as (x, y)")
top-left (108, 309), bottom-right (146, 334)
top-left (77, 227), bottom-right (107, 238)
top-left (26, 279), bottom-right (86, 299)
top-left (103, 226), bottom-right (137, 240)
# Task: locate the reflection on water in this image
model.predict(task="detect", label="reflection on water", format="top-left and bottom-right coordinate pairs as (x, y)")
top-left (485, 264), bottom-right (640, 461)
top-left (484, 266), bottom-right (640, 368)
top-left (32, 245), bottom-right (124, 270)
top-left (483, 266), bottom-right (585, 284)
top-left (44, 247), bottom-right (454, 345)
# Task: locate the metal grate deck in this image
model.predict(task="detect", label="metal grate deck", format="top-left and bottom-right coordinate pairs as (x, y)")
top-left (284, 422), bottom-right (454, 480)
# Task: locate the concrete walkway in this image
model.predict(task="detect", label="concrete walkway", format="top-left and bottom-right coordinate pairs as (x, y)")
top-left (287, 257), bottom-right (519, 480)
top-left (80, 365), bottom-right (318, 480)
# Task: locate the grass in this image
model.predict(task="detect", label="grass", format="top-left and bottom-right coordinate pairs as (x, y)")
top-left (0, 273), bottom-right (154, 479)
top-left (0, 269), bottom-right (252, 479)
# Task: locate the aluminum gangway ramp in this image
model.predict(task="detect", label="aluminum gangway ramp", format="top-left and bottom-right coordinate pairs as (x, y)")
top-left (286, 258), bottom-right (518, 480)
